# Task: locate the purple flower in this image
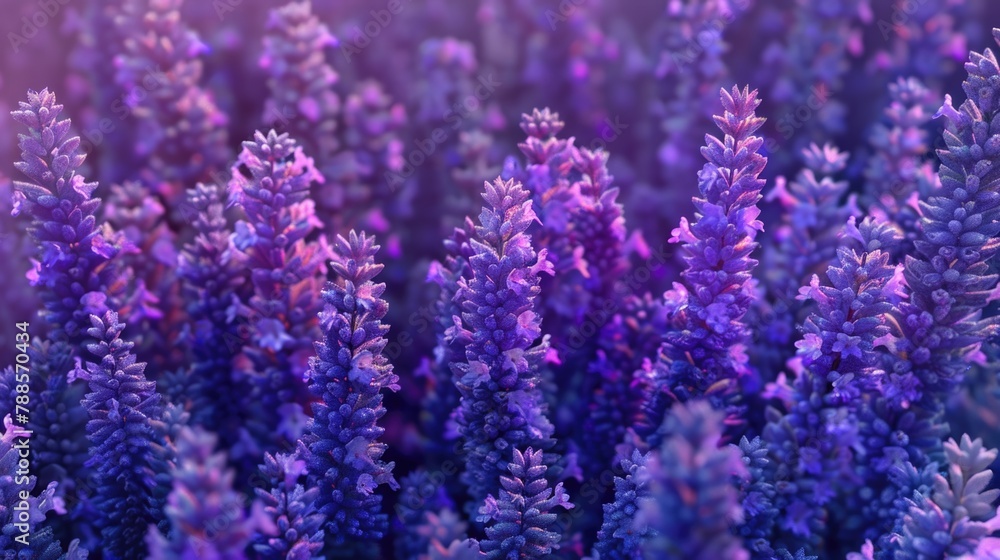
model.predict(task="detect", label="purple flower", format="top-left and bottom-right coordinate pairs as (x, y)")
top-left (304, 231), bottom-right (400, 545)
top-left (114, 0), bottom-right (229, 188)
top-left (639, 400), bottom-right (749, 560)
top-left (0, 414), bottom-right (88, 558)
top-left (762, 218), bottom-right (902, 549)
top-left (260, 1), bottom-right (343, 206)
top-left (80, 311), bottom-right (164, 559)
top-left (332, 79), bottom-right (408, 229)
top-left (888, 29), bottom-right (1000, 414)
top-left (795, 333), bottom-right (824, 363)
top-left (175, 182), bottom-right (254, 457)
top-left (864, 78), bottom-right (939, 261)
top-left (228, 130), bottom-right (332, 447)
top-left (393, 469), bottom-right (464, 560)
top-left (146, 428), bottom-right (275, 560)
top-left (10, 89), bottom-right (128, 346)
top-left (891, 436), bottom-right (1000, 559)
top-left (652, 0), bottom-right (743, 190)
top-left (593, 449), bottom-right (653, 558)
top-left (645, 86), bottom-right (768, 437)
top-left (253, 444), bottom-right (325, 560)
top-left (478, 447), bottom-right (573, 559)
top-left (448, 177), bottom-right (558, 511)
top-left (765, 0), bottom-right (867, 152)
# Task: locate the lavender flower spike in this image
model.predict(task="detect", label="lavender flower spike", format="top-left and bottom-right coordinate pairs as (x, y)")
top-left (146, 427), bottom-right (274, 560)
top-left (893, 28), bottom-right (1000, 408)
top-left (593, 449), bottom-right (653, 559)
top-left (639, 400), bottom-right (750, 560)
top-left (229, 129), bottom-right (331, 445)
top-left (260, 0), bottom-right (340, 171)
top-left (645, 86), bottom-right (767, 435)
top-left (448, 176), bottom-right (557, 508)
top-left (393, 468), bottom-right (464, 560)
top-left (10, 89), bottom-right (124, 346)
top-left (114, 0), bottom-right (229, 186)
top-left (0, 414), bottom-right (88, 559)
top-left (305, 230), bottom-right (400, 548)
top-left (176, 182), bottom-right (248, 438)
top-left (252, 444), bottom-right (325, 559)
top-left (763, 218), bottom-right (904, 545)
top-left (80, 311), bottom-right (163, 560)
top-left (863, 77), bottom-right (937, 221)
top-left (422, 220), bottom-right (474, 465)
top-left (478, 447), bottom-right (573, 559)
top-left (892, 435), bottom-right (1000, 558)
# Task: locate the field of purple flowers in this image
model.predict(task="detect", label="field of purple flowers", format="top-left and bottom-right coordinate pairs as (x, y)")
top-left (5, 0), bottom-right (1000, 558)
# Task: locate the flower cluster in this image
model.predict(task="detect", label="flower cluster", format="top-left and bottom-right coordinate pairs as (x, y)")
top-left (763, 143), bottom-right (856, 305)
top-left (79, 311), bottom-right (164, 559)
top-left (891, 435), bottom-right (1000, 558)
top-left (645, 86), bottom-right (767, 436)
top-left (228, 129), bottom-right (331, 448)
top-left (506, 108), bottom-right (581, 320)
top-left (593, 448), bottom-right (652, 559)
top-left (639, 400), bottom-right (749, 560)
top-left (762, 218), bottom-right (904, 547)
top-left (447, 176), bottom-right (557, 508)
top-left (652, 0), bottom-right (740, 185)
top-left (10, 3), bottom-right (1000, 558)
top-left (422, 221), bottom-right (474, 465)
top-left (114, 0), bottom-right (230, 188)
top-left (863, 78), bottom-right (938, 229)
top-left (331, 79), bottom-right (407, 229)
top-left (11, 89), bottom-right (127, 346)
top-left (890, 29), bottom-right (1000, 410)
top-left (478, 447), bottom-right (573, 559)
top-left (252, 444), bottom-right (325, 559)
top-left (0, 414), bottom-right (88, 559)
top-left (393, 469), bottom-right (464, 560)
top-left (304, 231), bottom-right (399, 547)
top-left (586, 293), bottom-right (665, 474)
top-left (175, 182), bottom-right (249, 445)
top-left (766, 0), bottom-right (868, 154)
top-left (146, 427), bottom-right (272, 559)
top-left (260, 0), bottom-right (340, 188)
